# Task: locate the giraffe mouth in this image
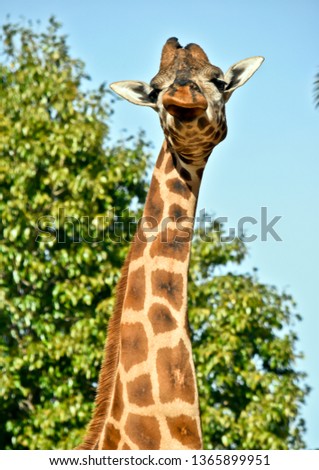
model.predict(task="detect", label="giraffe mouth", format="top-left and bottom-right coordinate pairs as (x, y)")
top-left (165, 104), bottom-right (206, 122)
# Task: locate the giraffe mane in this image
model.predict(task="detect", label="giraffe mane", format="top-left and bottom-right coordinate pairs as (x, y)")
top-left (77, 248), bottom-right (132, 449)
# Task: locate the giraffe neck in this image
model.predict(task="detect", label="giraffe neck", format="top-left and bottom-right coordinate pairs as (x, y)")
top-left (81, 140), bottom-right (208, 450)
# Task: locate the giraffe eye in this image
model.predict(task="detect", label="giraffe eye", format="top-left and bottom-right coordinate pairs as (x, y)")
top-left (149, 88), bottom-right (161, 103)
top-left (210, 78), bottom-right (227, 92)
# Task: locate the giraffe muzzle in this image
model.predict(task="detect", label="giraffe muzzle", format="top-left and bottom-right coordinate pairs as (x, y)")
top-left (162, 85), bottom-right (208, 122)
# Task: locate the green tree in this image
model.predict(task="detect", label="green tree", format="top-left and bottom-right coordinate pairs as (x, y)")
top-left (0, 18), bottom-right (308, 450)
top-left (189, 222), bottom-right (308, 449)
top-left (0, 17), bottom-right (150, 449)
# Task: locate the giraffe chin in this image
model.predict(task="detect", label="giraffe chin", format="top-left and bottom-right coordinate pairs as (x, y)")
top-left (165, 105), bottom-right (206, 122)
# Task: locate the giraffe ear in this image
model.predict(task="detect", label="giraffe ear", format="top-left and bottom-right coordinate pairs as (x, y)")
top-left (110, 81), bottom-right (157, 108)
top-left (223, 56), bottom-right (264, 102)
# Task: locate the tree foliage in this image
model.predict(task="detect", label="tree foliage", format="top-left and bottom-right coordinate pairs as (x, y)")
top-left (0, 18), bottom-right (150, 449)
top-left (189, 223), bottom-right (308, 449)
top-left (0, 18), bottom-right (309, 450)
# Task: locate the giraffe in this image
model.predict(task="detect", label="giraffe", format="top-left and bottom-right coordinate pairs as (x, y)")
top-left (78, 38), bottom-right (264, 450)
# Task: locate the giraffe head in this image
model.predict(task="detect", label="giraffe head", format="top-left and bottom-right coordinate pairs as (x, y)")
top-left (111, 38), bottom-right (263, 162)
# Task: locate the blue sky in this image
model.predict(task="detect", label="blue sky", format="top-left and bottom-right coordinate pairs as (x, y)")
top-left (1, 0), bottom-right (318, 449)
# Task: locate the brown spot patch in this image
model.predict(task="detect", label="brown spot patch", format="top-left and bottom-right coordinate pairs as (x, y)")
top-left (220, 127), bottom-right (227, 141)
top-left (196, 167), bottom-right (204, 180)
top-left (198, 116), bottom-right (209, 130)
top-left (166, 177), bottom-right (191, 200)
top-left (165, 153), bottom-right (176, 174)
top-left (144, 175), bottom-right (164, 228)
top-left (122, 443), bottom-right (131, 450)
top-left (127, 374), bottom-right (154, 407)
top-left (166, 415), bottom-right (201, 449)
top-left (204, 126), bottom-right (215, 137)
top-left (121, 322), bottom-right (148, 372)
top-left (151, 269), bottom-right (183, 310)
top-left (148, 302), bottom-right (178, 334)
top-left (111, 374), bottom-right (124, 421)
top-left (103, 423), bottom-right (121, 450)
top-left (150, 228), bottom-right (189, 261)
top-left (157, 339), bottom-right (195, 404)
top-left (176, 217), bottom-right (193, 243)
top-left (155, 145), bottom-right (166, 169)
top-left (130, 226), bottom-right (148, 261)
top-left (180, 167), bottom-right (192, 181)
top-left (125, 414), bottom-right (161, 450)
top-left (123, 266), bottom-right (145, 311)
top-left (169, 203), bottom-right (187, 221)
top-left (214, 130), bottom-right (221, 140)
